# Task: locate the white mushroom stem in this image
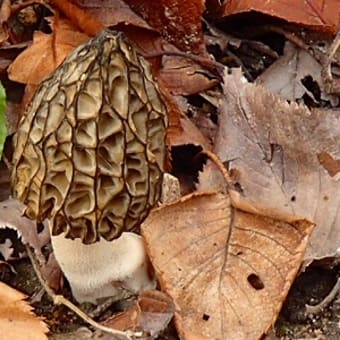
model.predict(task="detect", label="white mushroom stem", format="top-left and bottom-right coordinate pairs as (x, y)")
top-left (51, 231), bottom-right (156, 303)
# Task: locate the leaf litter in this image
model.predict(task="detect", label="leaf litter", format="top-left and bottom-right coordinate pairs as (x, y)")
top-left (0, 0), bottom-right (340, 339)
top-left (205, 68), bottom-right (340, 263)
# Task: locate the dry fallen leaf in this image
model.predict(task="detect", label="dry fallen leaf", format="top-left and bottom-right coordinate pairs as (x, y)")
top-left (222, 0), bottom-right (340, 34)
top-left (8, 18), bottom-right (89, 85)
top-left (0, 281), bottom-right (49, 340)
top-left (125, 0), bottom-right (207, 55)
top-left (159, 55), bottom-right (218, 96)
top-left (142, 192), bottom-right (313, 339)
top-left (73, 0), bottom-right (151, 29)
top-left (0, 199), bottom-right (50, 262)
top-left (257, 41), bottom-right (337, 104)
top-left (206, 68), bottom-right (340, 263)
top-left (103, 290), bottom-right (174, 337)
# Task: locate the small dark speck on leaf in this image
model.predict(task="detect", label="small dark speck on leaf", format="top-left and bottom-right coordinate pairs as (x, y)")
top-left (291, 196), bottom-right (296, 202)
top-left (247, 273), bottom-right (265, 290)
top-left (202, 313), bottom-right (210, 321)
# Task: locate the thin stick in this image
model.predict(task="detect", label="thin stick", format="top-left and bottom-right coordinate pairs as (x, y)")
top-left (25, 245), bottom-right (142, 339)
top-left (321, 30), bottom-right (340, 93)
top-left (203, 149), bottom-right (233, 186)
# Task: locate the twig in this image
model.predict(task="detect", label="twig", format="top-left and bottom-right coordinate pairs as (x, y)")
top-left (321, 30), bottom-right (340, 94)
top-left (305, 277), bottom-right (340, 315)
top-left (203, 149), bottom-right (233, 186)
top-left (25, 245), bottom-right (142, 339)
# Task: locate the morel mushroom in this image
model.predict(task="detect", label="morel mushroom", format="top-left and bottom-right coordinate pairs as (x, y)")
top-left (11, 30), bottom-right (167, 303)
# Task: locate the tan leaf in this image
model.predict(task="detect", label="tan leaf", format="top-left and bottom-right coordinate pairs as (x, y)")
top-left (0, 199), bottom-right (50, 262)
top-left (256, 41), bottom-right (337, 104)
top-left (142, 192), bottom-right (313, 339)
top-left (207, 68), bottom-right (340, 263)
top-left (8, 18), bottom-right (89, 85)
top-left (0, 281), bottom-right (49, 340)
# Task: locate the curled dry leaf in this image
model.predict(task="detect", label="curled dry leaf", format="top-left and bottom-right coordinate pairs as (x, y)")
top-left (142, 192), bottom-right (313, 339)
top-left (208, 68), bottom-right (340, 263)
top-left (102, 290), bottom-right (174, 337)
top-left (159, 55), bottom-right (218, 96)
top-left (8, 18), bottom-right (89, 85)
top-left (0, 281), bottom-right (49, 340)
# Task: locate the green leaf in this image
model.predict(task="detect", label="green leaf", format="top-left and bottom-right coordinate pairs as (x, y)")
top-left (0, 82), bottom-right (7, 158)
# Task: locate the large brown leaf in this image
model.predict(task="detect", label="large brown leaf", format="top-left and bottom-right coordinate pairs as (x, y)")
top-left (222, 0), bottom-right (340, 34)
top-left (125, 0), bottom-right (207, 55)
top-left (8, 18), bottom-right (89, 85)
top-left (142, 192), bottom-right (313, 339)
top-left (208, 68), bottom-right (340, 262)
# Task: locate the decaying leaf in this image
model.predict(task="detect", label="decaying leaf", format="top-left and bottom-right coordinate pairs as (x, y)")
top-left (125, 0), bottom-right (207, 55)
top-left (73, 0), bottom-right (151, 29)
top-left (207, 68), bottom-right (340, 262)
top-left (103, 290), bottom-right (174, 337)
top-left (257, 41), bottom-right (338, 104)
top-left (0, 198), bottom-right (50, 261)
top-left (8, 18), bottom-right (89, 85)
top-left (159, 55), bottom-right (218, 96)
top-left (0, 281), bottom-right (49, 340)
top-left (222, 0), bottom-right (340, 34)
top-left (0, 161), bottom-right (10, 201)
top-left (142, 192), bottom-right (313, 339)
top-left (40, 253), bottom-right (64, 293)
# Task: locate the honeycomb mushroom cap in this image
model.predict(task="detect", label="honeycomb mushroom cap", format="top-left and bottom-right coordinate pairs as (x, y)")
top-left (12, 30), bottom-right (167, 244)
